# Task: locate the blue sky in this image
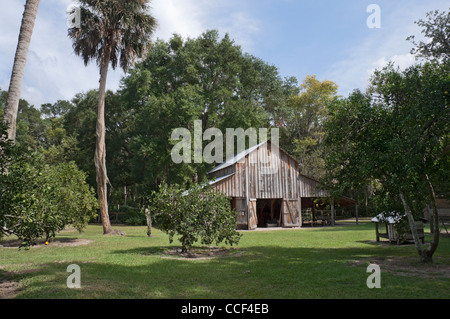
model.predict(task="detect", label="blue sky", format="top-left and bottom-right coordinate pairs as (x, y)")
top-left (1, 0), bottom-right (449, 108)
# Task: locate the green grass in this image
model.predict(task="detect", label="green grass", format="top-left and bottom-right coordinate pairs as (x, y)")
top-left (1, 220), bottom-right (449, 299)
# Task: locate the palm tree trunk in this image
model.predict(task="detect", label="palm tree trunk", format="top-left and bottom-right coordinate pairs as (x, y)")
top-left (96, 46), bottom-right (113, 235)
top-left (3, 0), bottom-right (40, 141)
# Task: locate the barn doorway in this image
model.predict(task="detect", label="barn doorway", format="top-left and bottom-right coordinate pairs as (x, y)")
top-left (256, 199), bottom-right (282, 227)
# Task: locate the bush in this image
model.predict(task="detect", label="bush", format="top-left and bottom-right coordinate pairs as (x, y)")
top-left (0, 134), bottom-right (98, 248)
top-left (124, 210), bottom-right (147, 226)
top-left (148, 183), bottom-right (241, 252)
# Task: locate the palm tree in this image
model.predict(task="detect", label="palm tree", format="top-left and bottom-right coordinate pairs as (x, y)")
top-left (68, 0), bottom-right (157, 234)
top-left (3, 0), bottom-right (40, 142)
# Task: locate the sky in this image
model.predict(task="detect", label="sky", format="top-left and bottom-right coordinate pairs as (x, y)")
top-left (0, 0), bottom-right (449, 108)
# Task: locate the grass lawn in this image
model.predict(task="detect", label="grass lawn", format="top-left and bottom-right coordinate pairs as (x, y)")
top-left (1, 219), bottom-right (449, 299)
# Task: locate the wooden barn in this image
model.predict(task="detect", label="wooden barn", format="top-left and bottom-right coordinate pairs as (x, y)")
top-left (208, 140), bottom-right (356, 230)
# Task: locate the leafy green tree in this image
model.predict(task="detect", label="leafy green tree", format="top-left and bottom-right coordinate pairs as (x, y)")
top-left (407, 9), bottom-right (450, 62)
top-left (0, 89), bottom-right (7, 117)
top-left (127, 87), bottom-right (201, 192)
top-left (63, 90), bottom-right (99, 187)
top-left (41, 100), bottom-right (73, 119)
top-left (148, 183), bottom-right (241, 253)
top-left (68, 0), bottom-right (157, 235)
top-left (13, 99), bottom-right (47, 150)
top-left (280, 75), bottom-right (338, 179)
top-left (41, 115), bottom-right (80, 166)
top-left (120, 31), bottom-right (295, 196)
top-left (0, 126), bottom-right (98, 248)
top-left (63, 89), bottom-right (137, 207)
top-left (323, 60), bottom-right (449, 263)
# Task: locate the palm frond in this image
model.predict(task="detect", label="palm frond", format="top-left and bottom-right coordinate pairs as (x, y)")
top-left (67, 0), bottom-right (157, 72)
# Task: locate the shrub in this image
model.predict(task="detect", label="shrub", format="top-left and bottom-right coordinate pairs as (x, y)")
top-left (0, 134), bottom-right (98, 248)
top-left (148, 183), bottom-right (241, 252)
top-left (124, 210), bottom-right (147, 226)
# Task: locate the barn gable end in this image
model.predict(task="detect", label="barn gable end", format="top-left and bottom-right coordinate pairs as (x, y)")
top-left (208, 140), bottom-right (356, 230)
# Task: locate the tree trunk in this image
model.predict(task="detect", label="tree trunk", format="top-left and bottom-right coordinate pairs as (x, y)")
top-left (96, 46), bottom-right (113, 235)
top-left (145, 208), bottom-right (152, 237)
top-left (425, 177), bottom-right (440, 261)
top-left (330, 198), bottom-right (335, 226)
top-left (3, 0), bottom-right (40, 141)
top-left (399, 192), bottom-right (433, 263)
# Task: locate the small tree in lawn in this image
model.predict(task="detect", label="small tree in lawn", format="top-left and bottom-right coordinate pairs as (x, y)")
top-left (0, 125), bottom-right (99, 248)
top-left (148, 183), bottom-right (241, 253)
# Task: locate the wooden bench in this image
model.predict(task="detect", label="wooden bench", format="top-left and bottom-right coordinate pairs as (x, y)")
top-left (302, 219), bottom-right (328, 227)
top-left (375, 221), bottom-right (425, 245)
top-left (302, 220), bottom-right (314, 227)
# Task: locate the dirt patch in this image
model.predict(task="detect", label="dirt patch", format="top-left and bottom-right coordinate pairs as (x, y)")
top-left (0, 278), bottom-right (20, 299)
top-left (351, 256), bottom-right (450, 279)
top-left (0, 267), bottom-right (39, 299)
top-left (0, 238), bottom-right (93, 249)
top-left (143, 246), bottom-right (244, 260)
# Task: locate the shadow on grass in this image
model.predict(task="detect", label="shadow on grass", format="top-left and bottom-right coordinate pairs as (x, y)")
top-left (0, 237), bottom-right (91, 248)
top-left (301, 223), bottom-right (374, 233)
top-left (13, 242), bottom-right (446, 299)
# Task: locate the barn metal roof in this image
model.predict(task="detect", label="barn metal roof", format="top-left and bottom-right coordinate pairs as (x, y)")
top-left (208, 172), bottom-right (235, 186)
top-left (208, 140), bottom-right (268, 174)
top-left (371, 212), bottom-right (406, 224)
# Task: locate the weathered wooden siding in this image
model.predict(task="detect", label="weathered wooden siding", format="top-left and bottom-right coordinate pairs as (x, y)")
top-left (210, 141), bottom-right (302, 200)
top-left (436, 198), bottom-right (450, 217)
top-left (232, 197), bottom-right (248, 228)
top-left (299, 174), bottom-right (329, 198)
top-left (211, 174), bottom-right (235, 197)
top-left (282, 199), bottom-right (301, 227)
top-left (248, 199), bottom-right (258, 230)
top-left (209, 141), bottom-right (333, 229)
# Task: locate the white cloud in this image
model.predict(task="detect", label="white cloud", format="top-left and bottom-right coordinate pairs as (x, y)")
top-left (151, 0), bottom-right (261, 50)
top-left (324, 1), bottom-right (448, 97)
top-left (325, 30), bottom-right (419, 97)
top-left (151, 0), bottom-right (206, 40)
top-left (367, 53), bottom-right (416, 77)
top-left (0, 0), bottom-right (261, 107)
top-left (215, 10), bottom-right (261, 51)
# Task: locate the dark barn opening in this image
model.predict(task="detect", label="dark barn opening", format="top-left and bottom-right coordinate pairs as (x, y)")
top-left (256, 199), bottom-right (282, 227)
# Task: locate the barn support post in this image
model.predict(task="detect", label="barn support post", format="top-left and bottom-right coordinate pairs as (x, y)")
top-left (375, 222), bottom-right (380, 242)
top-left (245, 163), bottom-right (250, 229)
top-left (330, 198), bottom-right (335, 226)
top-left (298, 196), bottom-right (302, 226)
top-left (312, 203), bottom-right (316, 227)
top-left (270, 199), bottom-right (275, 221)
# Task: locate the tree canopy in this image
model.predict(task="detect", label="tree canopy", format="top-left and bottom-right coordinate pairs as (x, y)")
top-left (119, 30), bottom-right (297, 195)
top-left (323, 60), bottom-right (449, 263)
top-left (0, 123), bottom-right (98, 248)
